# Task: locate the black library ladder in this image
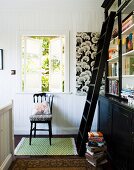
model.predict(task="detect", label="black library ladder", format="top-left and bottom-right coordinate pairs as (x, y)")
top-left (76, 11), bottom-right (116, 156)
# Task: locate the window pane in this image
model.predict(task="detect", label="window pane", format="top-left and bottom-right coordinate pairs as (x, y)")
top-left (49, 37), bottom-right (64, 92)
top-left (22, 37), bottom-right (42, 92)
top-left (21, 35), bottom-right (65, 93)
top-left (25, 55), bottom-right (41, 91)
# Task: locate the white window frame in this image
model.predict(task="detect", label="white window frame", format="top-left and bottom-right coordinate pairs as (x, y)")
top-left (16, 30), bottom-right (70, 93)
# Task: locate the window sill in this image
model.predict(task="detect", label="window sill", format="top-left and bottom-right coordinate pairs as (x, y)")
top-left (16, 92), bottom-right (73, 95)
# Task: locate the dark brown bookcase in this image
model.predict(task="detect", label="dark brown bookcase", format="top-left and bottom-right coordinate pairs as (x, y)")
top-left (99, 1), bottom-right (134, 170)
top-left (102, 0), bottom-right (134, 100)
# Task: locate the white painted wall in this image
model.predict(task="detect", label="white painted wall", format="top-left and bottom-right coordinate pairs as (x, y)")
top-left (0, 0), bottom-right (104, 134)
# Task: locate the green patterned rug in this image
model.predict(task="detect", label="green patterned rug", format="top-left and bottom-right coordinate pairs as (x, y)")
top-left (14, 137), bottom-right (77, 156)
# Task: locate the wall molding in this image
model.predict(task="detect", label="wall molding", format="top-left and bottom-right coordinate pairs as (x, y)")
top-left (0, 154), bottom-right (13, 170)
top-left (14, 127), bottom-right (79, 135)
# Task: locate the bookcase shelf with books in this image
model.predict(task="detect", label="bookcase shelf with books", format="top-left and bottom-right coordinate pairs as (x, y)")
top-left (107, 28), bottom-right (119, 96)
top-left (121, 2), bottom-right (134, 99)
top-left (99, 2), bottom-right (134, 170)
top-left (106, 1), bottom-right (119, 97)
top-left (104, 0), bottom-right (134, 100)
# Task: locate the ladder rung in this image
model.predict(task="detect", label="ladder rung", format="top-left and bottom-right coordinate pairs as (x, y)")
top-left (86, 100), bottom-right (91, 104)
top-left (79, 131), bottom-right (83, 138)
top-left (82, 115), bottom-right (87, 122)
top-left (104, 15), bottom-right (109, 24)
top-left (103, 15), bottom-right (110, 28)
top-left (89, 84), bottom-right (95, 87)
top-left (99, 32), bottom-right (106, 41)
top-left (96, 50), bottom-right (102, 56)
top-left (93, 67), bottom-right (99, 71)
top-left (100, 21), bottom-right (108, 35)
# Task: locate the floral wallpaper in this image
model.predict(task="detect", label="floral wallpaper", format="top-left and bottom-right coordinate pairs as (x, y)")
top-left (76, 32), bottom-right (100, 95)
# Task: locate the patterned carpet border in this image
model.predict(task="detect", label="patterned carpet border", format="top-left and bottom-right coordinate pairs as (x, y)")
top-left (9, 156), bottom-right (101, 170)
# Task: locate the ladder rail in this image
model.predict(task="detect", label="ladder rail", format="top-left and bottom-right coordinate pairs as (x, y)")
top-left (76, 11), bottom-right (116, 156)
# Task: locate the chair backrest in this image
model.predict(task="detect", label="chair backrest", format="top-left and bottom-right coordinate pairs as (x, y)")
top-left (33, 93), bottom-right (54, 114)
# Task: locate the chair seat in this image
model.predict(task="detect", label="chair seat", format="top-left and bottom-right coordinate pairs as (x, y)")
top-left (30, 114), bottom-right (52, 121)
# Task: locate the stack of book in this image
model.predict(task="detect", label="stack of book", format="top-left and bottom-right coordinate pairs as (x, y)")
top-left (85, 132), bottom-right (107, 167)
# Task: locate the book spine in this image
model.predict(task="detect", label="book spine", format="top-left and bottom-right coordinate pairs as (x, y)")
top-left (129, 57), bottom-right (134, 75)
top-left (109, 80), bottom-right (112, 94)
top-left (108, 64), bottom-right (112, 76)
top-left (88, 132), bottom-right (103, 138)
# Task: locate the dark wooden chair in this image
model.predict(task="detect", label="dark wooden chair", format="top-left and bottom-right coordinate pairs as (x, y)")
top-left (29, 93), bottom-right (54, 145)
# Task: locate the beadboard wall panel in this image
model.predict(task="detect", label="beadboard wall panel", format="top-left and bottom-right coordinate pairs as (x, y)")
top-left (14, 93), bottom-right (85, 134)
top-left (0, 0), bottom-right (103, 134)
top-left (14, 93), bottom-right (98, 134)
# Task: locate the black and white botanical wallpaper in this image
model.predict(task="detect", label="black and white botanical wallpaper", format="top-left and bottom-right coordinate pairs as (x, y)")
top-left (76, 32), bottom-right (100, 95)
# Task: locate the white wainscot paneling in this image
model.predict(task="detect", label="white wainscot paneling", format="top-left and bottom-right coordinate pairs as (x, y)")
top-left (0, 103), bottom-right (14, 170)
top-left (14, 93), bottom-right (98, 135)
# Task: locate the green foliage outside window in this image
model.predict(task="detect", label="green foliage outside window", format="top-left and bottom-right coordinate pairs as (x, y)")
top-left (41, 56), bottom-right (49, 92)
top-left (41, 75), bottom-right (49, 92)
top-left (41, 37), bottom-right (50, 92)
top-left (51, 58), bottom-right (60, 72)
top-left (31, 36), bottom-right (51, 92)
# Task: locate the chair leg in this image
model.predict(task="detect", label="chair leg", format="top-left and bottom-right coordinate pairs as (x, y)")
top-left (48, 121), bottom-right (52, 145)
top-left (29, 122), bottom-right (33, 145)
top-left (34, 123), bottom-right (36, 137)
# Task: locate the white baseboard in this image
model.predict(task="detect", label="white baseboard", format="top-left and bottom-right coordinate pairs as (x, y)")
top-left (14, 127), bottom-right (79, 135)
top-left (0, 154), bottom-right (13, 170)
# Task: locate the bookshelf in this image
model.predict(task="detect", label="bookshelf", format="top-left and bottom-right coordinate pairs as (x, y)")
top-left (99, 1), bottom-right (134, 170)
top-left (104, 0), bottom-right (134, 100)
top-left (121, 1), bottom-right (134, 99)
